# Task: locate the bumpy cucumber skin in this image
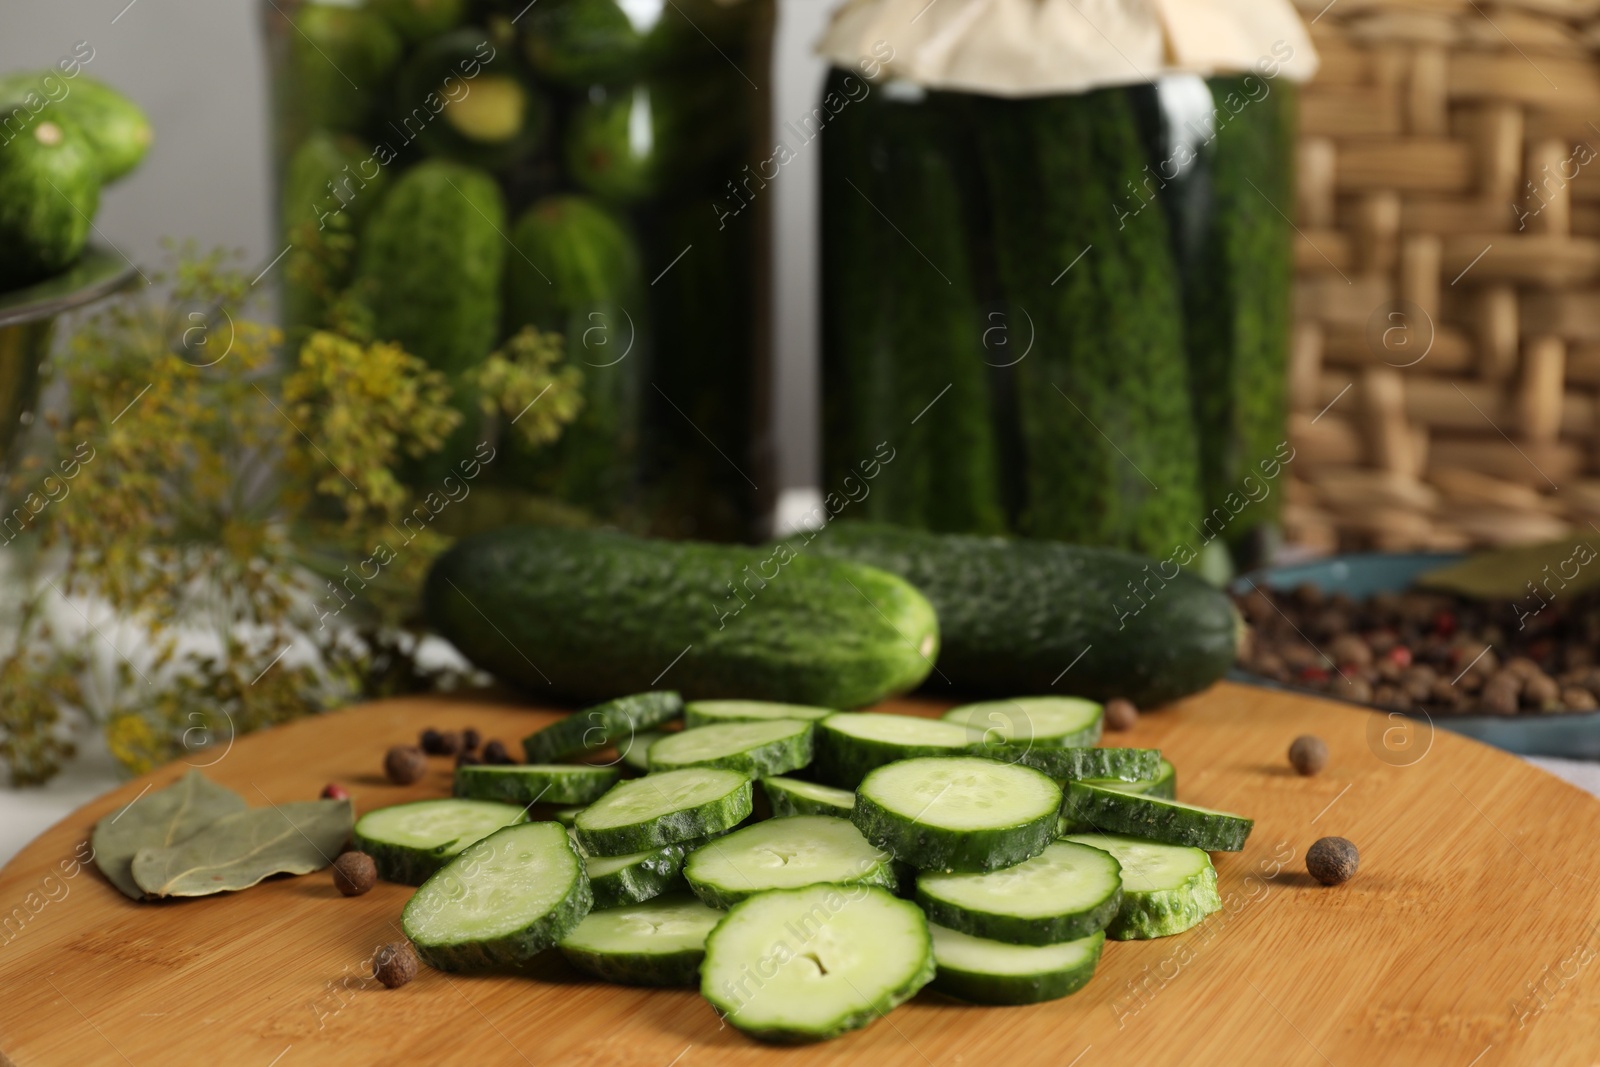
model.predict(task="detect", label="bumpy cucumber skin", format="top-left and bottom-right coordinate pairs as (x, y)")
top-left (701, 886), bottom-right (936, 1044)
top-left (576, 776), bottom-right (753, 856)
top-left (403, 826), bottom-right (593, 972)
top-left (813, 717), bottom-right (970, 790)
top-left (352, 804), bottom-right (528, 887)
top-left (1000, 746), bottom-right (1162, 783)
top-left (0, 112), bottom-right (99, 289)
top-left (762, 777), bottom-right (855, 819)
top-left (588, 843), bottom-right (690, 908)
top-left (647, 722), bottom-right (814, 777)
top-left (41, 76), bottom-right (151, 183)
top-left (427, 526), bottom-right (939, 708)
top-left (930, 929), bottom-right (1104, 1005)
top-left (559, 939), bottom-right (705, 986)
top-left (915, 848), bottom-right (1123, 945)
top-left (852, 767), bottom-right (1059, 874)
top-left (1105, 861), bottom-right (1220, 940)
top-left (1061, 782), bottom-right (1254, 851)
top-left (522, 691), bottom-right (684, 763)
top-left (454, 764), bottom-right (621, 806)
top-left (805, 522), bottom-right (1236, 707)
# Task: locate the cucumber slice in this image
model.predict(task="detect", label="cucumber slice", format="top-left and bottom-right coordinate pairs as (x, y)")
top-left (558, 893), bottom-right (723, 986)
top-left (683, 815), bottom-right (899, 909)
top-left (684, 700), bottom-right (836, 727)
top-left (619, 730), bottom-right (664, 772)
top-left (763, 776), bottom-right (855, 818)
top-left (915, 840), bottom-right (1122, 945)
top-left (942, 697), bottom-right (1103, 748)
top-left (1062, 782), bottom-right (1254, 851)
top-left (701, 884), bottom-right (935, 1043)
top-left (646, 719), bottom-right (814, 777)
top-left (555, 806), bottom-right (583, 827)
top-left (402, 821), bottom-right (591, 971)
top-left (929, 924), bottom-right (1104, 1005)
top-left (1086, 756), bottom-right (1177, 799)
top-left (1006, 746), bottom-right (1162, 783)
top-left (853, 756), bottom-right (1061, 873)
top-left (575, 767), bottom-right (752, 856)
top-left (353, 798), bottom-right (528, 885)
top-left (814, 712), bottom-right (974, 787)
top-left (587, 842), bottom-right (691, 907)
top-left (454, 763), bottom-right (620, 806)
top-left (522, 691), bottom-right (684, 763)
top-left (1063, 832), bottom-right (1222, 939)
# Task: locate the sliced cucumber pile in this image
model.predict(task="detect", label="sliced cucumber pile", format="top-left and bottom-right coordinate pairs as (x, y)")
top-left (1062, 781), bottom-right (1254, 851)
top-left (402, 821), bottom-right (591, 971)
top-left (558, 893), bottom-right (723, 986)
top-left (522, 690), bottom-right (684, 763)
top-left (454, 763), bottom-right (620, 806)
top-left (929, 924), bottom-right (1105, 1005)
top-left (684, 815), bottom-right (899, 909)
top-left (586, 841), bottom-right (691, 908)
top-left (814, 712), bottom-right (974, 787)
top-left (353, 798), bottom-right (528, 885)
top-left (646, 719), bottom-right (814, 777)
top-left (700, 884), bottom-right (935, 1042)
top-left (916, 840), bottom-right (1122, 945)
top-left (942, 697), bottom-right (1102, 748)
top-left (1062, 833), bottom-right (1222, 939)
top-left (1008, 746), bottom-right (1162, 783)
top-left (853, 756), bottom-right (1061, 872)
top-left (685, 700), bottom-right (836, 727)
top-left (575, 767), bottom-right (752, 856)
top-left (762, 776), bottom-right (855, 818)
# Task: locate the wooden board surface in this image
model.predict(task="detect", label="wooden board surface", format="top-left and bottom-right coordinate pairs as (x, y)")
top-left (4, 682), bottom-right (1600, 1066)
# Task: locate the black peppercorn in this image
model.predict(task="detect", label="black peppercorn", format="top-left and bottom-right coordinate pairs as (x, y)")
top-left (1288, 735), bottom-right (1328, 776)
top-left (1306, 836), bottom-right (1358, 885)
top-left (481, 739), bottom-right (512, 765)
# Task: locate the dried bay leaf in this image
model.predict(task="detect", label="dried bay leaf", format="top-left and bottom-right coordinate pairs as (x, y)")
top-left (92, 770), bottom-right (248, 900)
top-left (1417, 536), bottom-right (1600, 601)
top-left (131, 798), bottom-right (354, 898)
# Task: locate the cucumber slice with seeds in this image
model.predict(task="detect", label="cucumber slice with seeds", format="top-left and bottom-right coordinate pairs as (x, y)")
top-left (575, 767), bottom-right (752, 856)
top-left (586, 842), bottom-right (691, 907)
top-left (454, 763), bottom-right (620, 805)
top-left (646, 719), bottom-right (813, 777)
top-left (852, 756), bottom-right (1061, 872)
top-left (1063, 832), bottom-right (1222, 939)
top-left (1006, 746), bottom-right (1161, 783)
top-left (402, 821), bottom-right (591, 971)
top-left (353, 798), bottom-right (528, 886)
top-left (619, 731), bottom-right (664, 772)
top-left (916, 839), bottom-right (1121, 945)
top-left (1088, 756), bottom-right (1176, 799)
top-left (814, 712), bottom-right (974, 787)
top-left (558, 893), bottom-right (723, 986)
top-left (684, 700), bottom-right (835, 727)
top-left (1062, 781), bottom-right (1254, 851)
top-left (942, 697), bottom-right (1103, 748)
top-left (684, 815), bottom-right (899, 909)
top-left (929, 924), bottom-right (1104, 1005)
top-left (701, 884), bottom-right (935, 1043)
top-left (522, 691), bottom-right (684, 763)
top-left (763, 776), bottom-right (855, 818)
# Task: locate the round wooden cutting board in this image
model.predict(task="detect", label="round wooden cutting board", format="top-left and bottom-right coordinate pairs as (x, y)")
top-left (2, 682), bottom-right (1599, 1066)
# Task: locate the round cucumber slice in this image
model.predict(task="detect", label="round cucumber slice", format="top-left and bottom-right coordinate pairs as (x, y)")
top-left (929, 924), bottom-right (1104, 1005)
top-left (701, 884), bottom-right (935, 1043)
top-left (619, 730), bottom-right (664, 772)
top-left (684, 815), bottom-right (899, 909)
top-left (916, 840), bottom-right (1122, 944)
top-left (646, 719), bottom-right (813, 777)
top-left (762, 776), bottom-right (855, 818)
top-left (521, 691), bottom-right (684, 763)
top-left (353, 798), bottom-right (528, 886)
top-left (558, 893), bottom-right (723, 986)
top-left (814, 712), bottom-right (974, 787)
top-left (942, 697), bottom-right (1103, 748)
top-left (1063, 832), bottom-right (1222, 939)
top-left (684, 700), bottom-right (836, 727)
top-left (403, 821), bottom-right (591, 971)
top-left (1062, 781), bottom-right (1254, 851)
top-left (853, 756), bottom-right (1061, 873)
top-left (454, 763), bottom-right (620, 806)
top-left (575, 767), bottom-right (752, 856)
top-left (1008, 746), bottom-right (1162, 784)
top-left (1086, 757), bottom-right (1177, 799)
top-left (586, 842), bottom-right (691, 908)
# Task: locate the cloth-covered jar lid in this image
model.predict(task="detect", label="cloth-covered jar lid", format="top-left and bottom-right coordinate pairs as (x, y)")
top-left (819, 0), bottom-right (1319, 96)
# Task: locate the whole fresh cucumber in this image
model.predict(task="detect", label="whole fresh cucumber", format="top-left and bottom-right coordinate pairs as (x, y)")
top-left (287, 4), bottom-right (403, 135)
top-left (0, 110), bottom-right (99, 290)
top-left (425, 526), bottom-right (939, 707)
top-left (803, 522), bottom-right (1237, 707)
top-left (0, 74), bottom-right (151, 184)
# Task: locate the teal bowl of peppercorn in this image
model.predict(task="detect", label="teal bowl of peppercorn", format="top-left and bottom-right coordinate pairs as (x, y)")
top-left (1230, 553), bottom-right (1600, 759)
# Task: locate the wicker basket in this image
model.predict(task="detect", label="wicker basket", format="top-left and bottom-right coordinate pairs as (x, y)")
top-left (1287, 0), bottom-right (1600, 552)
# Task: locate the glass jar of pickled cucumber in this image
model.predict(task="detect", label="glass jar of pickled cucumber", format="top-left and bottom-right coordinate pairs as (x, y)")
top-left (260, 0), bottom-right (772, 541)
